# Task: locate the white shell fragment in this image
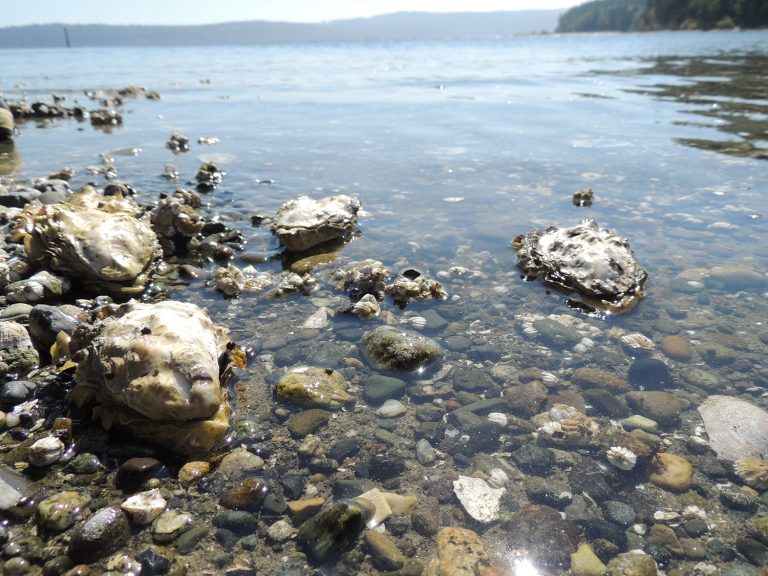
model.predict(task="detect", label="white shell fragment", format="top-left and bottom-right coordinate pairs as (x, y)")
top-left (452, 475), bottom-right (505, 523)
top-left (121, 488), bottom-right (167, 524)
top-left (698, 395), bottom-right (768, 461)
top-left (514, 220), bottom-right (647, 313)
top-left (272, 195), bottom-right (361, 252)
top-left (606, 446), bottom-right (638, 471)
top-left (28, 436), bottom-right (65, 467)
top-left (351, 294), bottom-right (381, 318)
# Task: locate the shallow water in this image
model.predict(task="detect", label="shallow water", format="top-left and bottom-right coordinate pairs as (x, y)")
top-left (1, 31), bottom-right (768, 575)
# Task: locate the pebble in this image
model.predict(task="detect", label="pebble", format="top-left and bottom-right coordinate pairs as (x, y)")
top-left (174, 525), bottom-right (209, 554)
top-left (434, 527), bottom-right (489, 576)
top-left (620, 414), bottom-right (659, 433)
top-left (36, 491), bottom-right (90, 532)
top-left (212, 511), bottom-right (259, 535)
top-left (606, 552), bottom-right (657, 576)
top-left (377, 399), bottom-right (407, 418)
top-left (660, 335), bottom-right (694, 360)
top-left (67, 506), bottom-right (130, 564)
top-left (628, 358), bottom-right (673, 391)
top-left (625, 391), bottom-right (686, 427)
top-left (648, 523), bottom-right (684, 556)
top-left (363, 375), bottom-right (407, 405)
top-left (116, 457), bottom-right (164, 491)
top-left (719, 486), bottom-right (759, 512)
top-left (570, 543), bottom-right (607, 576)
top-left (416, 438), bottom-right (437, 465)
top-left (286, 409), bottom-right (330, 438)
top-left (364, 531), bottom-right (405, 571)
top-left (120, 489), bottom-right (167, 525)
top-left (135, 549), bottom-right (171, 575)
top-left (0, 380), bottom-right (37, 409)
top-left (510, 444), bottom-right (555, 474)
top-left (287, 498), bottom-right (325, 523)
top-left (504, 504), bottom-right (576, 570)
top-left (266, 519), bottom-right (296, 543)
top-left (602, 500), bottom-right (636, 527)
top-left (152, 510), bottom-right (193, 543)
top-left (220, 478), bottom-right (269, 511)
top-left (28, 436), bottom-right (65, 467)
top-left (178, 461), bottom-right (210, 485)
top-left (571, 367), bottom-right (629, 393)
top-left (216, 447), bottom-right (264, 479)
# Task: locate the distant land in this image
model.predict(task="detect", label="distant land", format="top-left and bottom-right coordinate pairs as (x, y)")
top-left (557, 0), bottom-right (768, 32)
top-left (0, 11), bottom-right (562, 49)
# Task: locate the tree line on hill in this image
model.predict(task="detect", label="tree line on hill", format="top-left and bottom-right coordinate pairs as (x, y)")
top-left (557, 0), bottom-right (768, 32)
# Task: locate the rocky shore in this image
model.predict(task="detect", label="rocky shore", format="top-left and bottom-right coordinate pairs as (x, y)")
top-left (0, 87), bottom-right (766, 576)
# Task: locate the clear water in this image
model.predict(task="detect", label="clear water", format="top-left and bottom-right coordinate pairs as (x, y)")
top-left (1, 31), bottom-right (768, 574)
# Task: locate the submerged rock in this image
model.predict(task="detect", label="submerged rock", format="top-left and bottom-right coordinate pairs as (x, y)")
top-left (698, 395), bottom-right (768, 461)
top-left (452, 475), bottom-right (504, 523)
top-left (18, 186), bottom-right (161, 297)
top-left (363, 325), bottom-right (442, 372)
top-left (69, 300), bottom-right (233, 454)
top-left (296, 499), bottom-right (374, 564)
top-left (0, 320), bottom-right (39, 373)
top-left (514, 220), bottom-right (647, 313)
top-left (275, 366), bottom-right (353, 409)
top-left (272, 194), bottom-right (361, 252)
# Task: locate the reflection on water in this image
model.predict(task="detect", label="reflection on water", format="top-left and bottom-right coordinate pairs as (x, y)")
top-left (627, 52), bottom-right (768, 159)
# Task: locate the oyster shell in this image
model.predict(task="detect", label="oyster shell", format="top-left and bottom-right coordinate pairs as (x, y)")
top-left (333, 259), bottom-right (390, 300)
top-left (514, 220), bottom-right (647, 313)
top-left (19, 186), bottom-right (161, 297)
top-left (271, 195), bottom-right (361, 252)
top-left (70, 300), bottom-right (233, 454)
top-left (150, 190), bottom-right (203, 255)
top-left (385, 268), bottom-right (447, 305)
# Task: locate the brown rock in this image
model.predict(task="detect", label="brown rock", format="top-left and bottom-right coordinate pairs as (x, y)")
top-left (572, 367), bottom-right (629, 393)
top-left (287, 498), bottom-right (325, 523)
top-left (625, 391), bottom-right (687, 427)
top-left (546, 390), bottom-right (586, 412)
top-left (364, 531), bottom-right (405, 571)
top-left (660, 336), bottom-right (693, 361)
top-left (503, 504), bottom-right (578, 570)
top-left (606, 552), bottom-right (658, 576)
top-left (178, 461), bottom-right (210, 485)
top-left (648, 524), bottom-right (684, 556)
top-left (648, 453), bottom-right (693, 492)
top-left (220, 478), bottom-right (269, 511)
top-left (502, 381), bottom-right (548, 417)
top-left (435, 527), bottom-right (491, 576)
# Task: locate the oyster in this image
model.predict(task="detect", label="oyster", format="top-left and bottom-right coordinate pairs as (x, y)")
top-left (150, 190), bottom-right (203, 255)
top-left (271, 194), bottom-right (361, 252)
top-left (385, 268), bottom-right (447, 306)
top-left (69, 300), bottom-right (233, 454)
top-left (19, 186), bottom-right (161, 297)
top-left (333, 259), bottom-right (390, 300)
top-left (513, 220), bottom-right (647, 313)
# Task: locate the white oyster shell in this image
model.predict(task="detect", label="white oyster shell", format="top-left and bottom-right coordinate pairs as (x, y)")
top-left (121, 488), bottom-right (167, 525)
top-left (20, 187), bottom-right (161, 297)
top-left (514, 220), bottom-right (647, 313)
top-left (28, 436), bottom-right (65, 467)
top-left (698, 395), bottom-right (768, 461)
top-left (452, 475), bottom-right (505, 523)
top-left (272, 194), bottom-right (361, 252)
top-left (351, 294), bottom-right (380, 318)
top-left (71, 300), bottom-right (232, 453)
top-left (606, 446), bottom-right (638, 471)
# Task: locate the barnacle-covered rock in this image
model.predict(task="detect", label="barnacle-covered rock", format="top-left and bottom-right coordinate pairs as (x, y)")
top-left (69, 300), bottom-right (234, 454)
top-left (385, 268), bottom-right (447, 306)
top-left (537, 405), bottom-right (598, 447)
top-left (0, 320), bottom-right (39, 373)
top-left (5, 270), bottom-right (70, 303)
top-left (513, 220), bottom-right (647, 313)
top-left (333, 259), bottom-right (390, 300)
top-left (212, 264), bottom-right (273, 298)
top-left (272, 195), bottom-right (361, 252)
top-left (275, 366), bottom-right (353, 409)
top-left (18, 186), bottom-right (161, 297)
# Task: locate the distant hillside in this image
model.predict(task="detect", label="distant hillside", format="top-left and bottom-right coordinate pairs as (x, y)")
top-left (557, 0), bottom-right (645, 32)
top-left (0, 11), bottom-right (561, 49)
top-left (557, 0), bottom-right (768, 32)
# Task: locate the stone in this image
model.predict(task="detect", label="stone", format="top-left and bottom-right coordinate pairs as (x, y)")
top-left (434, 527), bottom-right (490, 576)
top-left (267, 519), bottom-right (296, 543)
top-left (452, 475), bottom-right (504, 523)
top-left (364, 531), bottom-right (405, 571)
top-left (606, 552), bottom-right (658, 576)
top-left (121, 489), bottom-right (166, 525)
top-left (705, 267), bottom-right (766, 291)
top-left (116, 457), bottom-right (164, 491)
top-left (0, 322), bottom-right (40, 373)
top-left (628, 359), bottom-right (673, 391)
top-left (377, 399), bottom-right (407, 418)
top-left (362, 325), bottom-right (442, 372)
top-left (178, 461), bottom-right (211, 485)
top-left (152, 510), bottom-right (193, 543)
top-left (286, 409), bottom-right (330, 438)
top-left (216, 447), bottom-right (264, 478)
top-left (287, 498), bottom-right (325, 524)
top-left (296, 500), bottom-right (373, 563)
top-left (660, 336), bottom-right (693, 361)
top-left (736, 538), bottom-right (768, 568)
top-left (416, 438), bottom-right (437, 466)
top-left (28, 304), bottom-right (79, 347)
top-left (524, 475), bottom-right (572, 508)
top-left (571, 543), bottom-right (607, 576)
top-left (625, 391), bottom-right (686, 427)
top-left (510, 444), bottom-right (555, 474)
top-left (502, 381), bottom-right (548, 416)
top-left (271, 194), bottom-right (361, 252)
top-left (363, 374), bottom-right (407, 405)
top-left (275, 366), bottom-right (353, 409)
top-left (568, 456), bottom-right (611, 502)
top-left (601, 501), bottom-right (636, 528)
top-left (583, 388), bottom-right (629, 418)
top-left (36, 491), bottom-right (90, 532)
top-left (620, 415), bottom-right (659, 434)
top-left (67, 506), bottom-right (131, 563)
top-left (0, 380), bottom-right (36, 409)
top-left (719, 486), bottom-right (759, 512)
top-left (174, 525), bottom-right (209, 553)
top-left (533, 318), bottom-right (584, 348)
top-left (648, 453), bottom-right (692, 492)
top-left (648, 524), bottom-right (684, 556)
top-left (571, 367), bottom-right (629, 393)
top-left (503, 504), bottom-right (578, 570)
top-left (212, 510), bottom-right (259, 535)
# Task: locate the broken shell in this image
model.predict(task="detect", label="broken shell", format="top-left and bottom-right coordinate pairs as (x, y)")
top-left (351, 294), bottom-right (380, 318)
top-left (606, 446), bottom-right (638, 471)
top-left (28, 436), bottom-right (66, 467)
top-left (486, 468), bottom-right (510, 489)
top-left (620, 333), bottom-right (655, 356)
top-left (486, 412), bottom-right (508, 427)
top-left (121, 488), bottom-right (167, 525)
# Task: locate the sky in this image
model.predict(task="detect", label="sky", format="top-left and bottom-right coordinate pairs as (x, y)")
top-left (1, 0), bottom-right (584, 27)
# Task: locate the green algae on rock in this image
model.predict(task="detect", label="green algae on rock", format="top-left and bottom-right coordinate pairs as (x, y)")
top-left (275, 366), bottom-right (353, 408)
top-left (362, 325), bottom-right (442, 372)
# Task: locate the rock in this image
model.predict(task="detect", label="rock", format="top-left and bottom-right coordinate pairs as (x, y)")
top-left (377, 399), bottom-right (407, 418)
top-left (178, 461), bottom-right (211, 485)
top-left (510, 444), bottom-right (555, 475)
top-left (533, 318), bottom-right (583, 348)
top-left (296, 499), bottom-right (373, 563)
top-left (28, 436), bottom-right (65, 467)
top-left (363, 325), bottom-right (442, 372)
top-left (36, 491), bottom-right (90, 532)
top-left (67, 506), bottom-right (130, 563)
top-left (5, 270), bottom-right (70, 304)
top-left (697, 395), bottom-right (768, 461)
top-left (152, 510), bottom-right (193, 543)
top-left (648, 524), bottom-right (684, 556)
top-left (213, 510), bottom-right (259, 534)
top-left (121, 489), bottom-right (167, 525)
top-left (572, 367), bottom-right (629, 394)
top-left (434, 527), bottom-right (490, 576)
top-left (584, 389), bottom-right (629, 418)
top-left (363, 374), bottom-right (407, 405)
top-left (660, 336), bottom-right (693, 361)
top-left (502, 381), bottom-right (548, 416)
top-left (628, 358), bottom-right (673, 391)
top-left (606, 552), bottom-right (658, 576)
top-left (704, 267), bottom-right (766, 291)
top-left (416, 438), bottom-right (437, 466)
top-left (601, 501), bottom-right (636, 528)
top-left (271, 194), bottom-right (361, 252)
top-left (275, 366), bottom-right (352, 409)
top-left (0, 322), bottom-right (39, 374)
top-left (736, 538), bottom-right (768, 568)
top-left (524, 475), bottom-right (572, 508)
top-left (364, 531), bottom-right (405, 571)
top-left (220, 478), bottom-right (270, 511)
top-left (445, 410), bottom-right (503, 454)
top-left (28, 304), bottom-right (80, 347)
top-left (719, 486), bottom-right (759, 512)
top-left (568, 456), bottom-right (611, 502)
top-left (514, 220), bottom-right (647, 313)
top-left (267, 519), bottom-right (296, 543)
top-left (504, 504), bottom-right (578, 570)
top-left (287, 409), bottom-right (330, 438)
top-left (648, 453), bottom-right (692, 492)
top-left (452, 475), bottom-right (504, 523)
top-left (571, 543), bottom-right (607, 576)
top-left (216, 447), bottom-right (264, 478)
top-left (625, 391), bottom-right (686, 427)
top-left (620, 415), bottom-right (658, 434)
top-left (70, 300), bottom-right (233, 454)
top-left (0, 379), bottom-right (36, 409)
top-left (287, 498), bottom-right (325, 524)
top-left (174, 525), bottom-right (208, 553)
top-left (116, 457), bottom-right (164, 491)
